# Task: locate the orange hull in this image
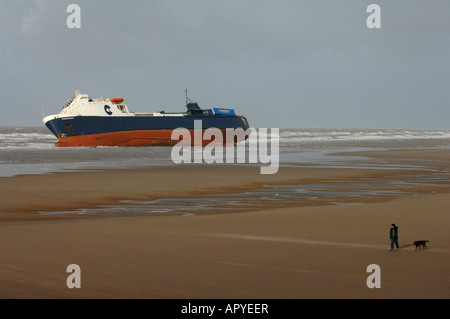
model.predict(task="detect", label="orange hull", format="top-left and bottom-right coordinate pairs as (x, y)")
top-left (55, 129), bottom-right (247, 147)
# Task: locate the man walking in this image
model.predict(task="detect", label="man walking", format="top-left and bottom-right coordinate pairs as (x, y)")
top-left (390, 224), bottom-right (399, 251)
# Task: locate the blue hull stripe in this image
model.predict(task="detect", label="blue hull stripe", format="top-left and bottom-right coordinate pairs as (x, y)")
top-left (45, 115), bottom-right (250, 138)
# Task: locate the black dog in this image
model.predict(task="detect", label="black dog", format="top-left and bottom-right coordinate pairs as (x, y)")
top-left (413, 240), bottom-right (429, 251)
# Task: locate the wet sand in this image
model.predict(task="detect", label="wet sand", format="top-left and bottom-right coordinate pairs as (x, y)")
top-left (0, 149), bottom-right (449, 298)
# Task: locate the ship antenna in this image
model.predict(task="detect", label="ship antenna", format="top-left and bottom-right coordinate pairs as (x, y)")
top-left (185, 89), bottom-right (190, 106)
top-left (185, 89), bottom-right (194, 105)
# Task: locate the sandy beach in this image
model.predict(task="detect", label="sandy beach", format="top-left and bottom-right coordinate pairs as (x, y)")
top-left (1, 149), bottom-right (449, 299)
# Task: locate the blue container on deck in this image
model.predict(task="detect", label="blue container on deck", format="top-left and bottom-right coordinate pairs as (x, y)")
top-left (212, 108), bottom-right (236, 116)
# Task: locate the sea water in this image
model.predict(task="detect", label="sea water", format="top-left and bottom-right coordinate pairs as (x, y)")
top-left (0, 126), bottom-right (449, 177)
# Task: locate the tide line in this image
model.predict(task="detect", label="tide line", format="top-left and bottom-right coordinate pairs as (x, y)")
top-left (214, 234), bottom-right (389, 250)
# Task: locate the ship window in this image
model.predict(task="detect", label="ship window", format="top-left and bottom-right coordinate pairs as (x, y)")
top-left (117, 104), bottom-right (126, 112)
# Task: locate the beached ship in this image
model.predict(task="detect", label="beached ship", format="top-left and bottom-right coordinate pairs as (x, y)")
top-left (43, 91), bottom-right (250, 147)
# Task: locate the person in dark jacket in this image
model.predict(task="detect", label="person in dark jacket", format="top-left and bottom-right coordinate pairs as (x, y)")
top-left (389, 224), bottom-right (399, 251)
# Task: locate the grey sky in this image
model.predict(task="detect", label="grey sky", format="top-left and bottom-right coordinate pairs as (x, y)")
top-left (1, 0), bottom-right (449, 128)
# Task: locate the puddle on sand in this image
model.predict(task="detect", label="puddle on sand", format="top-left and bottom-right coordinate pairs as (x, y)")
top-left (37, 173), bottom-right (449, 218)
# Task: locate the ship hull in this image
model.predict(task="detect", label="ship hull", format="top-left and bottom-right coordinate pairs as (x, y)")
top-left (45, 115), bottom-right (250, 147)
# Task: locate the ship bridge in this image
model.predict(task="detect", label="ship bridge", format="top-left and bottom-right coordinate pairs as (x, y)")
top-left (56, 91), bottom-right (131, 118)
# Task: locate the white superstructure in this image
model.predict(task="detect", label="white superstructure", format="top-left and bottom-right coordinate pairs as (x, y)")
top-left (42, 90), bottom-right (131, 123)
top-left (42, 91), bottom-right (183, 125)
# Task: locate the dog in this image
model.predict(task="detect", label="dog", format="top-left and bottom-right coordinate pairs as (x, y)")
top-left (413, 240), bottom-right (429, 251)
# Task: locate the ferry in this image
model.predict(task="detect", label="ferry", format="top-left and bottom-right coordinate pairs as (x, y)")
top-left (43, 91), bottom-right (250, 147)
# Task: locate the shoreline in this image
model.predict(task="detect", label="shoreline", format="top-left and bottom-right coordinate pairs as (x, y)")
top-left (1, 149), bottom-right (449, 222)
top-left (1, 148), bottom-right (449, 298)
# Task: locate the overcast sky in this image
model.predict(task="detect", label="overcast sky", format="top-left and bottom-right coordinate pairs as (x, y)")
top-left (1, 0), bottom-right (449, 129)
